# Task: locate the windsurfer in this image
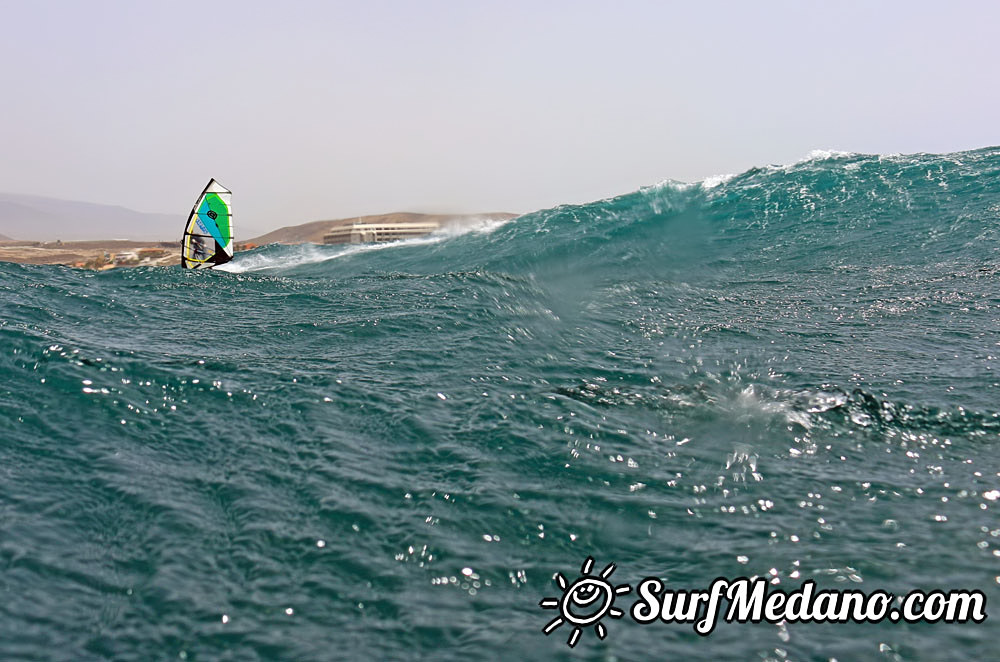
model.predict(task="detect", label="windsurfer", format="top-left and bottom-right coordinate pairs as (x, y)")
top-left (191, 235), bottom-right (207, 260)
top-left (181, 179), bottom-right (233, 269)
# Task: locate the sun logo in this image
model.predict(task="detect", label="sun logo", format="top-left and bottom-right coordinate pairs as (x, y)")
top-left (539, 556), bottom-right (631, 648)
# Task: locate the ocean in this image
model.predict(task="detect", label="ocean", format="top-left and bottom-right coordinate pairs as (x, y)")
top-left (1, 148), bottom-right (998, 661)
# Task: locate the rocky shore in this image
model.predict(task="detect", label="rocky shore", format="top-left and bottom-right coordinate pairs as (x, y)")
top-left (0, 240), bottom-right (180, 269)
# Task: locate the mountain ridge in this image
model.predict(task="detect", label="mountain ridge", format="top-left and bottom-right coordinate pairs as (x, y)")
top-left (0, 192), bottom-right (180, 242)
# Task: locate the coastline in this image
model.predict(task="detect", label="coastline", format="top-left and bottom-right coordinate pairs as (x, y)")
top-left (0, 211), bottom-right (518, 270)
top-left (0, 240), bottom-right (181, 269)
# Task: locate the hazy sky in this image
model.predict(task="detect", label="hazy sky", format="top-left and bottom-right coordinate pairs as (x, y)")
top-left (1, 0), bottom-right (998, 237)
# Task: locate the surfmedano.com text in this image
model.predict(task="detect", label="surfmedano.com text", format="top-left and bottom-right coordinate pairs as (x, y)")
top-left (631, 577), bottom-right (987, 635)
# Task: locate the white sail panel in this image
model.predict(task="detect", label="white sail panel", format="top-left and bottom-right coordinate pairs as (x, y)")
top-left (181, 178), bottom-right (233, 269)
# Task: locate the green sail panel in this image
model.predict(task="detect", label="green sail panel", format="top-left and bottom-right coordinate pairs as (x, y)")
top-left (181, 178), bottom-right (233, 269)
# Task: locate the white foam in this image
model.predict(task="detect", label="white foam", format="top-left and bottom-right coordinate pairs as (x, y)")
top-left (801, 148), bottom-right (855, 162)
top-left (700, 173), bottom-right (737, 189)
top-left (646, 178), bottom-right (695, 192)
top-left (216, 243), bottom-right (334, 273)
top-left (431, 215), bottom-right (515, 238)
top-left (217, 215), bottom-right (515, 273)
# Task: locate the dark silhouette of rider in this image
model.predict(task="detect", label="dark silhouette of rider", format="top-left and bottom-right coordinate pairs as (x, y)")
top-left (191, 235), bottom-right (208, 260)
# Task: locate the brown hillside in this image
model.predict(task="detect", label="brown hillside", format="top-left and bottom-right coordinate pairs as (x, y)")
top-left (247, 212), bottom-right (517, 245)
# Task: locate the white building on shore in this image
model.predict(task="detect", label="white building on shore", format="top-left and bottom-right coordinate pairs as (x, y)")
top-left (322, 220), bottom-right (441, 245)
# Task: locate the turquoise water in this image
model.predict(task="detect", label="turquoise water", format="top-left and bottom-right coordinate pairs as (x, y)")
top-left (2, 148), bottom-right (999, 661)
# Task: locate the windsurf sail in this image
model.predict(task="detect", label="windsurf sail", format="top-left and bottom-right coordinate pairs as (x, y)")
top-left (181, 178), bottom-right (233, 269)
